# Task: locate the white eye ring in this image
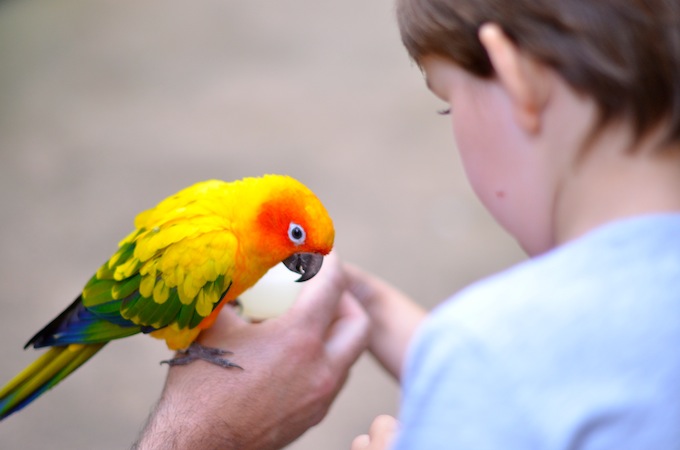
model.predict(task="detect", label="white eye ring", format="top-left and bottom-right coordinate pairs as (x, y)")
top-left (288, 222), bottom-right (306, 245)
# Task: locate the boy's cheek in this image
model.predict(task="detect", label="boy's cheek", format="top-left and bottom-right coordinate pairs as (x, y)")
top-left (452, 111), bottom-right (510, 212)
top-left (452, 111), bottom-right (554, 256)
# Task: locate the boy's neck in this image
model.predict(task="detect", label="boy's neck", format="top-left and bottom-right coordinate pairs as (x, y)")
top-left (554, 125), bottom-right (680, 246)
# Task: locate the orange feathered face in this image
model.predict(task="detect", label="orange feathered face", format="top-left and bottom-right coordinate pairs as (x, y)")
top-left (254, 184), bottom-right (335, 281)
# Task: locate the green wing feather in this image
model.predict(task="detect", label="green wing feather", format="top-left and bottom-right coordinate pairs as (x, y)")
top-left (84, 212), bottom-right (238, 333)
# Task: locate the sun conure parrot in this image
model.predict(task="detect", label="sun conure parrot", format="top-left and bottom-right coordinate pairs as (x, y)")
top-left (0, 174), bottom-right (334, 420)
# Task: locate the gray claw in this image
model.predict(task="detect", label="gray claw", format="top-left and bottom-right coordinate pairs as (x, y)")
top-left (160, 343), bottom-right (243, 370)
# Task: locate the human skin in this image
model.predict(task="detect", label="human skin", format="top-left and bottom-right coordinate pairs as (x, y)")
top-left (344, 264), bottom-right (426, 381)
top-left (351, 22), bottom-right (680, 449)
top-left (134, 252), bottom-right (370, 450)
top-left (429, 24), bottom-right (680, 254)
top-left (351, 415), bottom-right (399, 450)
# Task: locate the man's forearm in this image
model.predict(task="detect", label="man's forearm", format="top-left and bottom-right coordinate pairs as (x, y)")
top-left (134, 375), bottom-right (236, 450)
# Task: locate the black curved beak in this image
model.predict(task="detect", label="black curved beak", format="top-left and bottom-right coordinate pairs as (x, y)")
top-left (282, 252), bottom-right (324, 282)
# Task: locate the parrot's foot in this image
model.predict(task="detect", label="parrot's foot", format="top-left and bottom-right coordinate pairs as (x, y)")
top-left (160, 343), bottom-right (243, 370)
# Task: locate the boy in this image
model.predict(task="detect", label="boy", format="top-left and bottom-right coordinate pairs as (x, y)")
top-left (352, 0), bottom-right (680, 448)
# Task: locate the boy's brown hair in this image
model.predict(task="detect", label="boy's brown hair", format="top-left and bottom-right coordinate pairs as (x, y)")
top-left (397, 0), bottom-right (680, 144)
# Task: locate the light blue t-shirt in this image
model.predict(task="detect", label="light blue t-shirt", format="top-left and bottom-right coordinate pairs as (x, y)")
top-left (394, 215), bottom-right (680, 449)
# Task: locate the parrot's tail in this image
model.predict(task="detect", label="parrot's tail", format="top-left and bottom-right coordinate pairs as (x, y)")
top-left (0, 343), bottom-right (106, 420)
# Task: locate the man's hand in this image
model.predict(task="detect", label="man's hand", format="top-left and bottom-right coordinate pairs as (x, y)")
top-left (135, 253), bottom-right (369, 450)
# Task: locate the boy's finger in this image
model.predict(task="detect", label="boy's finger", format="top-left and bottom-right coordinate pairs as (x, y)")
top-left (351, 434), bottom-right (370, 450)
top-left (369, 415), bottom-right (399, 448)
top-left (344, 263), bottom-right (397, 312)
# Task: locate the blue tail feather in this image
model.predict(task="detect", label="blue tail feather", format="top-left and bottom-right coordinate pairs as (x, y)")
top-left (26, 296), bottom-right (141, 349)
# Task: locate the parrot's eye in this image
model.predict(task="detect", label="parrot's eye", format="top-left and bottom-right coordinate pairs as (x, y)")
top-left (288, 222), bottom-right (306, 245)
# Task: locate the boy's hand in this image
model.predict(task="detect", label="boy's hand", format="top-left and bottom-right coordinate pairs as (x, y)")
top-left (351, 415), bottom-right (399, 450)
top-left (345, 264), bottom-right (426, 380)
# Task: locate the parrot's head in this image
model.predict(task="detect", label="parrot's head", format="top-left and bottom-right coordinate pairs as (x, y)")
top-left (250, 174), bottom-right (335, 282)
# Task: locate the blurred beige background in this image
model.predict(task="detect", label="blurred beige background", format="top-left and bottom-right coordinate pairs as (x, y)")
top-left (0, 0), bottom-right (524, 448)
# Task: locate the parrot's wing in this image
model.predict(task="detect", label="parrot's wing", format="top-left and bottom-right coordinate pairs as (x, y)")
top-left (83, 217), bottom-right (238, 332)
top-left (25, 186), bottom-right (238, 348)
top-left (133, 179), bottom-right (227, 230)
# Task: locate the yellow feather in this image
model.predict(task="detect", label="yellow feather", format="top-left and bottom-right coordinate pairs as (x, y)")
top-left (174, 265), bottom-right (185, 288)
top-left (195, 290), bottom-right (212, 317)
top-left (150, 324), bottom-right (201, 350)
top-left (117, 229), bottom-right (141, 247)
top-left (139, 260), bottom-right (159, 281)
top-left (202, 259), bottom-right (217, 283)
top-left (139, 274), bottom-right (155, 298)
top-left (153, 280), bottom-right (170, 304)
top-left (107, 248), bottom-right (126, 269)
top-left (113, 257), bottom-right (141, 281)
top-left (160, 248), bottom-right (180, 276)
top-left (95, 264), bottom-right (111, 280)
top-left (178, 274), bottom-right (195, 304)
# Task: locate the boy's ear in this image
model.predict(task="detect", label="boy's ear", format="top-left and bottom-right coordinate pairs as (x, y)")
top-left (478, 23), bottom-right (551, 134)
